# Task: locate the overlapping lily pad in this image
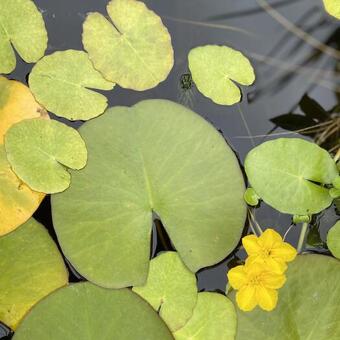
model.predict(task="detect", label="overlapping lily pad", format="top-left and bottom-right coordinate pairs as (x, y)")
top-left (0, 218), bottom-right (68, 330)
top-left (82, 0), bottom-right (174, 91)
top-left (13, 282), bottom-right (173, 340)
top-left (327, 221), bottom-right (340, 259)
top-left (174, 293), bottom-right (237, 340)
top-left (29, 50), bottom-right (114, 121)
top-left (0, 0), bottom-right (47, 74)
top-left (323, 0), bottom-right (340, 19)
top-left (133, 252), bottom-right (197, 332)
top-left (229, 255), bottom-right (340, 339)
top-left (244, 138), bottom-right (338, 215)
top-left (188, 45), bottom-right (255, 105)
top-left (52, 99), bottom-right (246, 288)
top-left (5, 119), bottom-right (87, 193)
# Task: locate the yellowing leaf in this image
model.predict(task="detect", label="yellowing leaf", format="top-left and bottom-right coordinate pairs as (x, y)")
top-left (323, 0), bottom-right (340, 19)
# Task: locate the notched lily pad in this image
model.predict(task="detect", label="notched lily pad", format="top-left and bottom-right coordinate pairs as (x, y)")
top-left (245, 138), bottom-right (338, 215)
top-left (327, 221), bottom-right (340, 259)
top-left (0, 0), bottom-right (47, 74)
top-left (323, 0), bottom-right (340, 19)
top-left (13, 282), bottom-right (173, 340)
top-left (174, 293), bottom-right (237, 340)
top-left (188, 45), bottom-right (255, 105)
top-left (5, 119), bottom-right (87, 193)
top-left (0, 218), bottom-right (68, 330)
top-left (82, 0), bottom-right (174, 91)
top-left (29, 50), bottom-right (114, 121)
top-left (133, 251), bottom-right (198, 332)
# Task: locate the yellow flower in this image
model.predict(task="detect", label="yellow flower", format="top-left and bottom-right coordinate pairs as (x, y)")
top-left (242, 229), bottom-right (297, 273)
top-left (228, 260), bottom-right (286, 311)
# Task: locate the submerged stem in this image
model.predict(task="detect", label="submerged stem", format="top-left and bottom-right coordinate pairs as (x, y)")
top-left (297, 222), bottom-right (309, 253)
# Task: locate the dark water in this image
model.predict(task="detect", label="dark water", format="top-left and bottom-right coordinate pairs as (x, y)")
top-left (2, 0), bottom-right (339, 337)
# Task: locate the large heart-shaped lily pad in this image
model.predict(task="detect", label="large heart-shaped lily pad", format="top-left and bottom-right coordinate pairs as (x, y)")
top-left (0, 218), bottom-right (68, 330)
top-left (188, 45), bottom-right (255, 105)
top-left (133, 251), bottom-right (197, 332)
top-left (5, 119), bottom-right (87, 193)
top-left (29, 50), bottom-right (114, 121)
top-left (82, 0), bottom-right (174, 91)
top-left (174, 293), bottom-right (237, 340)
top-left (52, 99), bottom-right (246, 288)
top-left (323, 0), bottom-right (340, 19)
top-left (0, 0), bottom-right (47, 74)
top-left (13, 282), bottom-right (173, 340)
top-left (327, 221), bottom-right (340, 259)
top-left (229, 254), bottom-right (340, 339)
top-left (244, 138), bottom-right (338, 215)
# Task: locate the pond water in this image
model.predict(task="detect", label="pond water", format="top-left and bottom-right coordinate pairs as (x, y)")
top-left (1, 0), bottom-right (339, 338)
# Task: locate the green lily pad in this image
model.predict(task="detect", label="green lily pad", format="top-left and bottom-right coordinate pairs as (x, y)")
top-left (245, 138), bottom-right (338, 215)
top-left (133, 251), bottom-right (197, 332)
top-left (323, 0), bottom-right (340, 19)
top-left (13, 282), bottom-right (173, 340)
top-left (82, 0), bottom-right (174, 91)
top-left (52, 99), bottom-right (246, 288)
top-left (0, 218), bottom-right (68, 330)
top-left (173, 292), bottom-right (237, 340)
top-left (188, 45), bottom-right (255, 105)
top-left (327, 221), bottom-right (340, 259)
top-left (229, 254), bottom-right (340, 339)
top-left (5, 119), bottom-right (87, 193)
top-left (0, 0), bottom-right (47, 74)
top-left (29, 50), bottom-right (114, 121)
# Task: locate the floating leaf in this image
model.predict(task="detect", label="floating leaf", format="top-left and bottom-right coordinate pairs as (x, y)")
top-left (133, 252), bottom-right (197, 332)
top-left (5, 119), bottom-right (87, 193)
top-left (188, 45), bottom-right (255, 105)
top-left (0, 218), bottom-right (68, 330)
top-left (0, 76), bottom-right (48, 144)
top-left (52, 99), bottom-right (246, 288)
top-left (14, 282), bottom-right (173, 340)
top-left (327, 221), bottom-right (340, 259)
top-left (323, 0), bottom-right (340, 19)
top-left (0, 0), bottom-right (47, 74)
top-left (29, 50), bottom-right (114, 121)
top-left (174, 293), bottom-right (237, 340)
top-left (82, 0), bottom-right (174, 91)
top-left (0, 145), bottom-right (44, 235)
top-left (245, 138), bottom-right (338, 215)
top-left (229, 255), bottom-right (340, 339)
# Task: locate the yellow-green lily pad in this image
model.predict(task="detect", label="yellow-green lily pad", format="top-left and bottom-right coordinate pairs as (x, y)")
top-left (29, 50), bottom-right (114, 121)
top-left (13, 282), bottom-right (173, 340)
top-left (0, 218), bottom-right (68, 330)
top-left (0, 0), bottom-right (47, 74)
top-left (327, 221), bottom-right (340, 259)
top-left (188, 45), bottom-right (255, 105)
top-left (5, 119), bottom-right (87, 193)
top-left (323, 0), bottom-right (340, 19)
top-left (133, 252), bottom-right (198, 332)
top-left (82, 0), bottom-right (174, 91)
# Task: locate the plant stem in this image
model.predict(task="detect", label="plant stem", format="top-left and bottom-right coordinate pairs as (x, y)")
top-left (297, 222), bottom-right (308, 253)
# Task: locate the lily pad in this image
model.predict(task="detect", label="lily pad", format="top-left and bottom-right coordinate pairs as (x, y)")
top-left (5, 119), bottom-right (87, 193)
top-left (188, 45), bottom-right (255, 105)
top-left (13, 282), bottom-right (173, 340)
top-left (82, 0), bottom-right (174, 91)
top-left (29, 50), bottom-right (114, 121)
top-left (133, 251), bottom-right (198, 332)
top-left (0, 76), bottom-right (48, 144)
top-left (323, 0), bottom-right (340, 19)
top-left (173, 293), bottom-right (237, 340)
top-left (229, 254), bottom-right (340, 339)
top-left (244, 138), bottom-right (338, 215)
top-left (0, 145), bottom-right (44, 236)
top-left (327, 221), bottom-right (340, 259)
top-left (0, 0), bottom-right (47, 74)
top-left (0, 218), bottom-right (68, 330)
top-left (52, 99), bottom-right (246, 288)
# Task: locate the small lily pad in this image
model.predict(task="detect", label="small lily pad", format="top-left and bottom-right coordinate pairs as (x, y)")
top-left (13, 282), bottom-right (173, 340)
top-left (0, 218), bottom-right (68, 330)
top-left (173, 293), bottom-right (237, 340)
top-left (133, 251), bottom-right (198, 332)
top-left (245, 138), bottom-right (338, 215)
top-left (5, 119), bottom-right (87, 193)
top-left (188, 45), bottom-right (255, 105)
top-left (82, 0), bottom-right (174, 90)
top-left (323, 0), bottom-right (340, 19)
top-left (327, 221), bottom-right (340, 259)
top-left (0, 0), bottom-right (47, 74)
top-left (29, 50), bottom-right (114, 121)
